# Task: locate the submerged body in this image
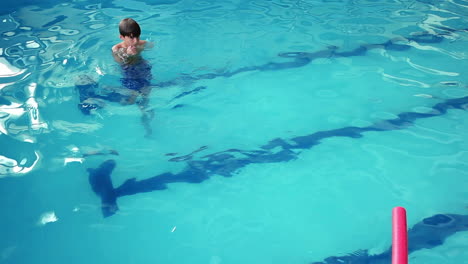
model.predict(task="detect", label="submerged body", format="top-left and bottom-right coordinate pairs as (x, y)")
top-left (76, 18), bottom-right (154, 137)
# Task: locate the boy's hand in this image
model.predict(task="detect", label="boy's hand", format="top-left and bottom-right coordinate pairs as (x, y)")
top-left (127, 45), bottom-right (137, 55)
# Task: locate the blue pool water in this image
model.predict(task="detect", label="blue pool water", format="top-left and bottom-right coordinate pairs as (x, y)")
top-left (1, 0), bottom-right (468, 263)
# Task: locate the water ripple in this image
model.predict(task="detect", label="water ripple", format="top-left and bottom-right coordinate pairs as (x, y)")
top-left (406, 58), bottom-right (459, 76)
top-left (381, 71), bottom-right (430, 88)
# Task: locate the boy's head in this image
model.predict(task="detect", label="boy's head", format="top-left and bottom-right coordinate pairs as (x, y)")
top-left (119, 18), bottom-right (141, 38)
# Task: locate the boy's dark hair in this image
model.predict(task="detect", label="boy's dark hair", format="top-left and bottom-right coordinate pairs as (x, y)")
top-left (119, 18), bottom-right (141, 38)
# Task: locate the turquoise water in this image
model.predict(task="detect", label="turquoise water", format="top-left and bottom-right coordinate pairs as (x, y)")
top-left (1, 0), bottom-right (468, 263)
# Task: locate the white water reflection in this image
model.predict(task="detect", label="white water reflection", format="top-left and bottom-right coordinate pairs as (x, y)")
top-left (38, 211), bottom-right (59, 226)
top-left (0, 151), bottom-right (40, 177)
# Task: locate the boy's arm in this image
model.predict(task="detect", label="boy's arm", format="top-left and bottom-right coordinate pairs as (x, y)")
top-left (112, 45), bottom-right (124, 63)
top-left (142, 40), bottom-right (155, 49)
top-left (136, 40), bottom-right (154, 52)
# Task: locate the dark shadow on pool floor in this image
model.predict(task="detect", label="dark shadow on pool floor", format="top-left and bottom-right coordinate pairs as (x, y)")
top-left (155, 26), bottom-right (466, 90)
top-left (87, 94), bottom-right (468, 261)
top-left (88, 94), bottom-right (468, 217)
top-left (309, 213), bottom-right (468, 264)
top-left (85, 25), bottom-right (468, 262)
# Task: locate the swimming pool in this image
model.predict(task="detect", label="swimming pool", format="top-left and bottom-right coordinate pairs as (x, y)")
top-left (1, 0), bottom-right (467, 263)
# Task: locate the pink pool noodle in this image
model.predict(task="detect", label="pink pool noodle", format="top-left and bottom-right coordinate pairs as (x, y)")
top-left (392, 207), bottom-right (408, 264)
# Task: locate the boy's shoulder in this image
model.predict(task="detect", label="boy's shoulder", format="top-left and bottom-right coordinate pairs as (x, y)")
top-left (112, 42), bottom-right (125, 52)
top-left (140, 40), bottom-right (155, 49)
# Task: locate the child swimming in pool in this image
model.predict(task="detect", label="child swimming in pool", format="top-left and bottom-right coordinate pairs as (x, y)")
top-left (111, 18), bottom-right (154, 137)
top-left (112, 18), bottom-right (149, 66)
top-left (77, 18), bottom-right (154, 137)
